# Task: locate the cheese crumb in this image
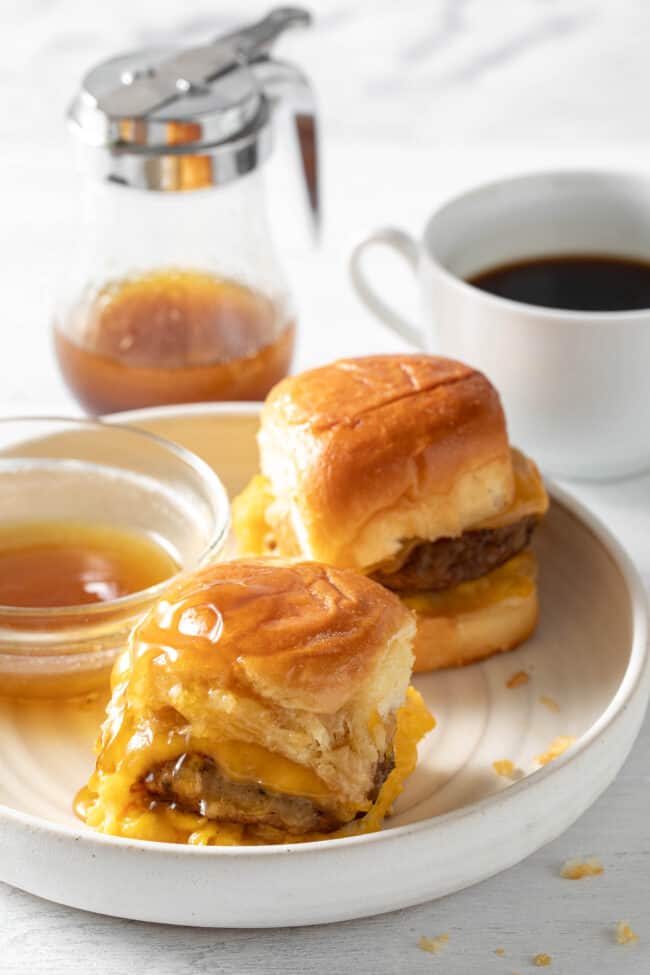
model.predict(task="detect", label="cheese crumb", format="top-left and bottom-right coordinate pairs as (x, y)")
top-left (539, 695), bottom-right (560, 713)
top-left (493, 759), bottom-right (515, 778)
top-left (616, 921), bottom-right (639, 945)
top-left (536, 735), bottom-right (576, 765)
top-left (494, 947), bottom-right (506, 955)
top-left (533, 953), bottom-right (552, 966)
top-left (560, 856), bottom-right (604, 879)
top-left (418, 933), bottom-right (449, 954)
top-left (506, 670), bottom-right (529, 688)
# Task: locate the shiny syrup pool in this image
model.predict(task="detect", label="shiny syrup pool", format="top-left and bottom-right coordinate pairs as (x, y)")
top-left (0, 521), bottom-right (179, 608)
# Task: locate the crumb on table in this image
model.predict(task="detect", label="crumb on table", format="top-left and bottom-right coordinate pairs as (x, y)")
top-left (560, 856), bottom-right (604, 879)
top-left (418, 933), bottom-right (449, 954)
top-left (494, 947), bottom-right (506, 955)
top-left (536, 735), bottom-right (577, 765)
top-left (533, 953), bottom-right (552, 966)
top-left (506, 670), bottom-right (529, 688)
top-left (539, 695), bottom-right (560, 713)
top-left (616, 921), bottom-right (639, 946)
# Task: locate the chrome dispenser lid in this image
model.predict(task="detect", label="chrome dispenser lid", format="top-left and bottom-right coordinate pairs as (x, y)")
top-left (68, 7), bottom-right (319, 224)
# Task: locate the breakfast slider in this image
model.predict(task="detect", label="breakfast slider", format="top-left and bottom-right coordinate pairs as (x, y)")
top-left (78, 558), bottom-right (433, 844)
top-left (233, 355), bottom-right (549, 671)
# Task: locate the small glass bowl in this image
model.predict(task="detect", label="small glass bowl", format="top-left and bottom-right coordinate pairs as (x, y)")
top-left (0, 417), bottom-right (229, 699)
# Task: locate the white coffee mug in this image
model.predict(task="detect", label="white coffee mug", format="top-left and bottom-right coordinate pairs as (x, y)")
top-left (350, 169), bottom-right (650, 480)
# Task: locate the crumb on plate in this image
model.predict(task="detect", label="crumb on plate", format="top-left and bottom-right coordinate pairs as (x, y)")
top-left (418, 933), bottom-right (449, 954)
top-left (533, 953), bottom-right (552, 966)
top-left (506, 670), bottom-right (529, 689)
top-left (616, 921), bottom-right (639, 946)
top-left (539, 695), bottom-right (560, 713)
top-left (492, 759), bottom-right (523, 780)
top-left (494, 947), bottom-right (506, 955)
top-left (560, 856), bottom-right (604, 879)
top-left (536, 735), bottom-right (576, 766)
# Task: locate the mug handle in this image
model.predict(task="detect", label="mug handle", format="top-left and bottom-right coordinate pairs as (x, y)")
top-left (349, 227), bottom-right (424, 349)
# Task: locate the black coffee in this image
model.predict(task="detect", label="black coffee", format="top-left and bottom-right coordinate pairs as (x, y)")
top-left (469, 254), bottom-right (650, 312)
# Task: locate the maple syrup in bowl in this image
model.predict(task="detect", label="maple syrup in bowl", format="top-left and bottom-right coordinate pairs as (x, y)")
top-left (0, 418), bottom-right (229, 698)
top-left (54, 269), bottom-right (295, 414)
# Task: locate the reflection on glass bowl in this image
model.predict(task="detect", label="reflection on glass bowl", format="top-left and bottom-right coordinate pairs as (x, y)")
top-left (0, 417), bottom-right (229, 699)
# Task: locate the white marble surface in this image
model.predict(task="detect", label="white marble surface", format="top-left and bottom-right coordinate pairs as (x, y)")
top-left (1, 1), bottom-right (650, 972)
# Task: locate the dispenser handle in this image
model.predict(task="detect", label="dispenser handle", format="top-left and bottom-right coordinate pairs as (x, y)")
top-left (220, 7), bottom-right (312, 59)
top-left (252, 58), bottom-right (320, 240)
top-left (222, 10), bottom-right (320, 237)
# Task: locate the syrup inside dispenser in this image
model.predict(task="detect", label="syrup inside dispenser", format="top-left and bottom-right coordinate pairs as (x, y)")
top-left (55, 8), bottom-right (319, 413)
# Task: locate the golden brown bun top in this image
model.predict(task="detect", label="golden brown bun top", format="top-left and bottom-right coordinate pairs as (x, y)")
top-left (265, 355), bottom-right (492, 428)
top-left (128, 558), bottom-right (414, 713)
top-left (259, 355), bottom-right (513, 568)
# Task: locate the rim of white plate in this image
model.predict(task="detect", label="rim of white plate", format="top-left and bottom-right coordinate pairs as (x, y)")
top-left (0, 402), bottom-right (647, 860)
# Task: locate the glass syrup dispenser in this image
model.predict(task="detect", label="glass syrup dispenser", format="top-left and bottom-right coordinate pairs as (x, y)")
top-left (55, 7), bottom-right (319, 413)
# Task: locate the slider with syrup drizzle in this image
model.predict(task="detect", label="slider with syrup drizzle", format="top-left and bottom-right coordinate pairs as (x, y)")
top-left (77, 559), bottom-right (434, 844)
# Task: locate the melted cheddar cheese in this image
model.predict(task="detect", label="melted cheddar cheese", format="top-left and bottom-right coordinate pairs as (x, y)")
top-left (77, 687), bottom-right (434, 846)
top-left (401, 550), bottom-right (536, 618)
top-left (231, 474), bottom-right (276, 556)
top-left (210, 740), bottom-right (330, 798)
top-left (342, 686), bottom-right (434, 836)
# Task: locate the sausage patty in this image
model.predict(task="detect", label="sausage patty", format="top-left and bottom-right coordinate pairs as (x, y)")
top-left (141, 750), bottom-right (394, 835)
top-left (372, 516), bottom-right (538, 593)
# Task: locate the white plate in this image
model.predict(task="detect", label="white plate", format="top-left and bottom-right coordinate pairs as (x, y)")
top-left (0, 403), bottom-right (648, 928)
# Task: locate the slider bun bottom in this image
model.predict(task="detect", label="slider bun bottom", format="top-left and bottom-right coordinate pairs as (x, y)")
top-left (411, 581), bottom-right (539, 673)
